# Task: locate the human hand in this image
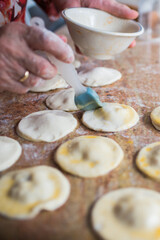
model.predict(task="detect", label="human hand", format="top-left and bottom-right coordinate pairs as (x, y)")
top-left (53, 0), bottom-right (138, 20)
top-left (0, 22), bottom-right (74, 94)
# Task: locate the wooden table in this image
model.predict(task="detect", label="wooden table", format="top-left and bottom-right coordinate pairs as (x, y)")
top-left (0, 27), bottom-right (160, 240)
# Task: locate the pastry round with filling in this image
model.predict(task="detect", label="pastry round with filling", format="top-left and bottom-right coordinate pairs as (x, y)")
top-left (30, 74), bottom-right (68, 92)
top-left (151, 107), bottom-right (160, 130)
top-left (46, 88), bottom-right (78, 111)
top-left (136, 142), bottom-right (160, 181)
top-left (0, 166), bottom-right (70, 219)
top-left (82, 103), bottom-right (139, 132)
top-left (55, 135), bottom-right (123, 178)
top-left (0, 136), bottom-right (22, 171)
top-left (92, 188), bottom-right (160, 240)
top-left (79, 67), bottom-right (121, 87)
top-left (17, 110), bottom-right (77, 142)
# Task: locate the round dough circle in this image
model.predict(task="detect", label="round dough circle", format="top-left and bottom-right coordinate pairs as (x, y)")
top-left (0, 165), bottom-right (70, 219)
top-left (79, 67), bottom-right (122, 87)
top-left (55, 135), bottom-right (124, 178)
top-left (136, 142), bottom-right (160, 181)
top-left (82, 103), bottom-right (139, 132)
top-left (30, 74), bottom-right (68, 92)
top-left (46, 88), bottom-right (78, 111)
top-left (92, 188), bottom-right (160, 240)
top-left (0, 136), bottom-right (22, 171)
top-left (17, 110), bottom-right (77, 142)
top-left (150, 107), bottom-right (160, 130)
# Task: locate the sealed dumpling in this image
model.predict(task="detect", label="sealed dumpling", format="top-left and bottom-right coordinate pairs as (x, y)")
top-left (92, 188), bottom-right (160, 240)
top-left (79, 67), bottom-right (121, 87)
top-left (82, 103), bottom-right (139, 132)
top-left (17, 110), bottom-right (77, 142)
top-left (55, 135), bottom-right (123, 178)
top-left (151, 106), bottom-right (160, 130)
top-left (0, 166), bottom-right (70, 219)
top-left (136, 142), bottom-right (160, 181)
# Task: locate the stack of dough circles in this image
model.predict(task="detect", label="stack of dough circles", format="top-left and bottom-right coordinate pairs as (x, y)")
top-left (0, 166), bottom-right (70, 219)
top-left (46, 88), bottom-right (78, 111)
top-left (92, 188), bottom-right (160, 240)
top-left (79, 67), bottom-right (122, 87)
top-left (0, 136), bottom-right (22, 171)
top-left (136, 142), bottom-right (160, 181)
top-left (82, 103), bottom-right (139, 132)
top-left (55, 135), bottom-right (124, 178)
top-left (30, 74), bottom-right (68, 92)
top-left (17, 110), bottom-right (77, 142)
top-left (150, 106), bottom-right (160, 130)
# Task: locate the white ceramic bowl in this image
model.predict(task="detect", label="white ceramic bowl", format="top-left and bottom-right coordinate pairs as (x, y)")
top-left (62, 8), bottom-right (144, 59)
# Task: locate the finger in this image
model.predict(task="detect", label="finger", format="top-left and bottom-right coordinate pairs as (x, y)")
top-left (10, 66), bottom-right (42, 89)
top-left (58, 35), bottom-right (67, 43)
top-left (18, 72), bottom-right (42, 88)
top-left (23, 49), bottom-right (57, 79)
top-left (0, 79), bottom-right (29, 94)
top-left (4, 60), bottom-right (46, 88)
top-left (5, 61), bottom-right (27, 81)
top-left (103, 0), bottom-right (138, 19)
top-left (129, 40), bottom-right (136, 48)
top-left (25, 26), bottom-right (74, 63)
top-left (85, 0), bottom-right (138, 20)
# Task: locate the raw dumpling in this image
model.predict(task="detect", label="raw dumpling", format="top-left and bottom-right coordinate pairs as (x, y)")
top-left (55, 135), bottom-right (123, 178)
top-left (92, 188), bottom-right (160, 240)
top-left (30, 74), bottom-right (68, 92)
top-left (150, 106), bottom-right (160, 130)
top-left (136, 142), bottom-right (160, 181)
top-left (46, 88), bottom-right (78, 111)
top-left (0, 136), bottom-right (22, 171)
top-left (82, 103), bottom-right (139, 132)
top-left (79, 67), bottom-right (121, 87)
top-left (0, 166), bottom-right (70, 219)
top-left (17, 110), bottom-right (77, 142)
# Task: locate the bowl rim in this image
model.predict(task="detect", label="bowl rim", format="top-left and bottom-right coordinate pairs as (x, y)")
top-left (62, 7), bottom-right (144, 37)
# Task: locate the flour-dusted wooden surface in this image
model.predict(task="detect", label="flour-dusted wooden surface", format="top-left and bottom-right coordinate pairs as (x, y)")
top-left (0, 26), bottom-right (160, 240)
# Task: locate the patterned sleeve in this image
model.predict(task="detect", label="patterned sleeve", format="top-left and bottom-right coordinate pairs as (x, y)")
top-left (0, 0), bottom-right (27, 26)
top-left (0, 0), bottom-right (61, 27)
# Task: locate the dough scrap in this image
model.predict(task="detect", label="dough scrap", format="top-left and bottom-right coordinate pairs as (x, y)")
top-left (0, 166), bottom-right (70, 219)
top-left (17, 110), bottom-right (77, 142)
top-left (150, 106), bottom-right (160, 130)
top-left (46, 88), bottom-right (78, 112)
top-left (92, 188), bottom-right (160, 240)
top-left (82, 103), bottom-right (139, 132)
top-left (136, 142), bottom-right (160, 181)
top-left (0, 136), bottom-right (22, 171)
top-left (79, 67), bottom-right (121, 87)
top-left (30, 74), bottom-right (68, 92)
top-left (55, 135), bottom-right (123, 178)
top-left (73, 60), bottom-right (81, 69)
